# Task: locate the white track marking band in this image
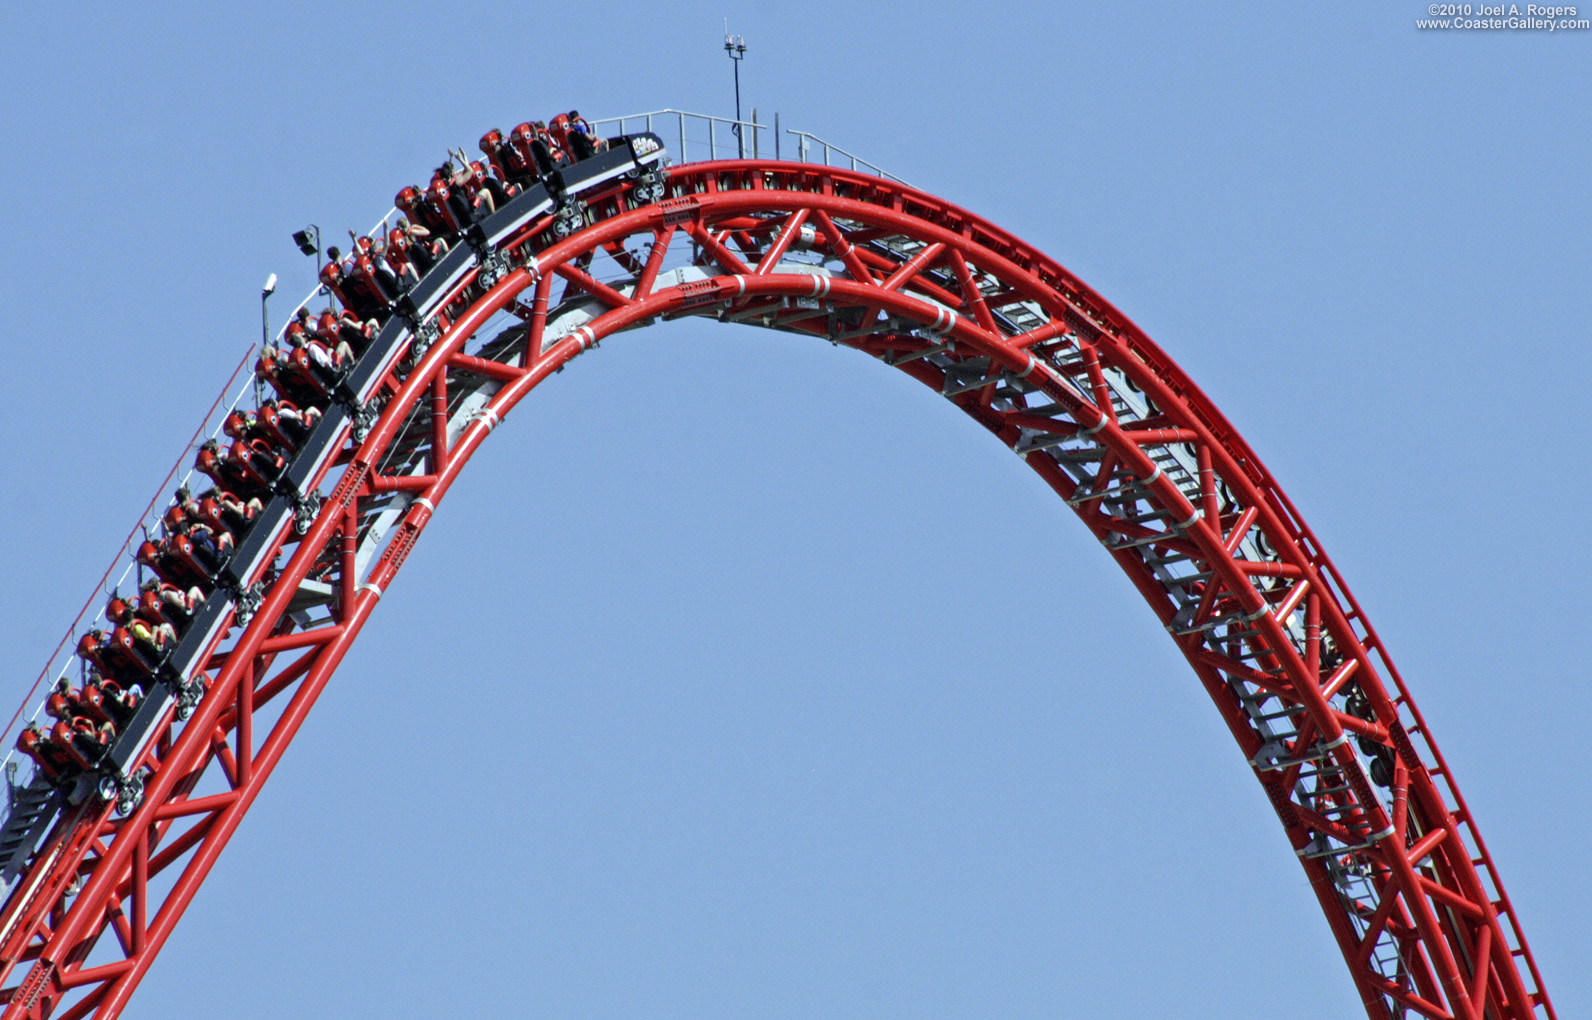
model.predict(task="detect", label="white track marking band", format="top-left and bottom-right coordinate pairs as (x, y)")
top-left (357, 582), bottom-right (384, 599)
top-left (1018, 353), bottom-right (1038, 378)
top-left (572, 326), bottom-right (595, 351)
top-left (732, 275), bottom-right (747, 296)
top-left (1140, 464), bottom-right (1163, 484)
top-left (1323, 731), bottom-right (1350, 749)
top-left (1081, 417), bottom-right (1109, 436)
top-left (479, 408), bottom-right (501, 431)
top-left (413, 497), bottom-right (435, 513)
top-left (811, 276), bottom-right (830, 298)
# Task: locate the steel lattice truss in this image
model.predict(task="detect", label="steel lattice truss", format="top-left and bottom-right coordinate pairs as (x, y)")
top-left (0, 156), bottom-right (1555, 1020)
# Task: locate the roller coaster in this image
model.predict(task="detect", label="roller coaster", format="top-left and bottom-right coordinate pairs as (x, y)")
top-left (0, 108), bottom-right (1557, 1019)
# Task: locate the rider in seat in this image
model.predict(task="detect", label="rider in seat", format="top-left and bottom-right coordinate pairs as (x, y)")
top-left (314, 311), bottom-right (361, 364)
top-left (480, 128), bottom-right (535, 190)
top-left (17, 723), bottom-right (78, 782)
top-left (201, 487), bottom-right (262, 534)
top-left (267, 398), bottom-right (321, 446)
top-left (139, 578), bottom-right (203, 631)
top-left (76, 674), bottom-right (141, 729)
top-left (563, 110), bottom-right (605, 160)
top-left (138, 533), bottom-right (216, 592)
top-left (396, 186), bottom-right (456, 243)
top-left (197, 439), bottom-right (274, 500)
top-left (108, 592), bottom-right (177, 650)
top-left (51, 716), bottom-right (113, 771)
top-left (76, 626), bottom-right (158, 680)
top-left (256, 346), bottom-right (328, 409)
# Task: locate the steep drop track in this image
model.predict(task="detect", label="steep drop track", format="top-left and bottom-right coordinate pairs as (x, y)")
top-left (0, 148), bottom-right (1554, 1020)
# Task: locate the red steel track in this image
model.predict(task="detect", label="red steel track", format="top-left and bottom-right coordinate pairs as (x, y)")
top-left (0, 158), bottom-right (1555, 1020)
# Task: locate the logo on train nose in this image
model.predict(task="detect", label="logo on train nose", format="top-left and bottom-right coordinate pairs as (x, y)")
top-left (631, 136), bottom-right (662, 156)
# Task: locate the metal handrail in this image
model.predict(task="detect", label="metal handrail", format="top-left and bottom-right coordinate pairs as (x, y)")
top-left (0, 356), bottom-right (258, 792)
top-left (590, 108), bottom-right (771, 162)
top-left (1, 211), bottom-right (395, 795)
top-left (784, 130), bottom-right (913, 187)
top-left (589, 108), bottom-right (911, 188)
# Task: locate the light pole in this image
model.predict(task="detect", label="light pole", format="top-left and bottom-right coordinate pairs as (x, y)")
top-left (260, 273), bottom-right (277, 347)
top-left (292, 224), bottom-right (323, 294)
top-left (724, 33), bottom-right (747, 157)
top-left (258, 273), bottom-right (278, 405)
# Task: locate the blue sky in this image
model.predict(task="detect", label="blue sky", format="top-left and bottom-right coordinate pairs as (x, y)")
top-left (1, 2), bottom-right (1587, 1017)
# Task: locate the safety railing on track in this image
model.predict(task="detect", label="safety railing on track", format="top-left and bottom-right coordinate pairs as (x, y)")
top-left (592, 109), bottom-right (771, 162)
top-left (592, 109), bottom-right (910, 186)
top-left (0, 353), bottom-right (257, 795)
top-left (783, 129), bottom-right (912, 186)
top-left (1, 212), bottom-right (397, 801)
